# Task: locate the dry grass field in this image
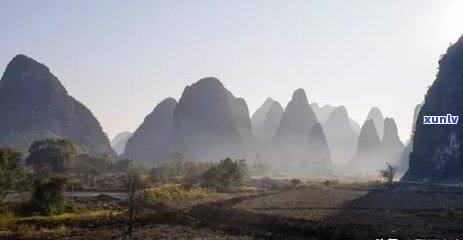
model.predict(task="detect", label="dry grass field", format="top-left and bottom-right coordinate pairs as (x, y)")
top-left (2, 182), bottom-right (463, 239)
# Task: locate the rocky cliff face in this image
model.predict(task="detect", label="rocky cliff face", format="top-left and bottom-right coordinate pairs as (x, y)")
top-left (398, 103), bottom-right (422, 173)
top-left (323, 106), bottom-right (358, 165)
top-left (123, 98), bottom-right (177, 163)
top-left (404, 36), bottom-right (463, 181)
top-left (0, 55), bottom-right (114, 156)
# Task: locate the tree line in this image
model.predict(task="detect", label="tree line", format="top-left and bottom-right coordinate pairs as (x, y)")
top-left (0, 138), bottom-right (249, 218)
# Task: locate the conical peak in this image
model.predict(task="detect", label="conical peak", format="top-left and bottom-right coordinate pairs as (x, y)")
top-left (0, 55), bottom-right (115, 156)
top-left (367, 107), bottom-right (383, 120)
top-left (356, 119), bottom-right (381, 151)
top-left (143, 98), bottom-right (177, 124)
top-left (153, 97), bottom-right (177, 111)
top-left (360, 120), bottom-right (380, 142)
top-left (3, 54), bottom-right (50, 80)
top-left (382, 117), bottom-right (401, 143)
top-left (383, 117), bottom-right (398, 135)
top-left (184, 77), bottom-right (225, 93)
top-left (330, 106), bottom-right (349, 119)
top-left (291, 88), bottom-right (309, 105)
top-left (251, 98), bottom-right (275, 127)
top-left (179, 77), bottom-right (229, 106)
top-left (8, 54), bottom-right (40, 67)
top-left (263, 97), bottom-right (274, 106)
top-left (361, 119), bottom-right (378, 134)
top-left (9, 54), bottom-right (36, 66)
top-left (0, 54), bottom-right (68, 102)
top-left (270, 100), bottom-right (283, 111)
top-left (366, 107), bottom-right (385, 138)
top-left (192, 77), bottom-right (224, 89)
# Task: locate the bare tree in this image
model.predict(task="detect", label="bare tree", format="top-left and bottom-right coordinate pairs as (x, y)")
top-left (379, 163), bottom-right (397, 190)
top-left (126, 169), bottom-right (146, 235)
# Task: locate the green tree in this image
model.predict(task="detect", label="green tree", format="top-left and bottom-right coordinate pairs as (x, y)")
top-left (0, 148), bottom-right (26, 202)
top-left (202, 158), bottom-right (247, 190)
top-left (26, 139), bottom-right (77, 174)
top-left (22, 175), bottom-right (67, 216)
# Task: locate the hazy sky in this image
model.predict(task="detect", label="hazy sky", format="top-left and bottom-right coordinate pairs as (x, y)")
top-left (1, 0), bottom-right (463, 141)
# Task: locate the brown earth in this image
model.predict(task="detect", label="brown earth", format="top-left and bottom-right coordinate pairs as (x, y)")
top-left (3, 183), bottom-right (463, 239)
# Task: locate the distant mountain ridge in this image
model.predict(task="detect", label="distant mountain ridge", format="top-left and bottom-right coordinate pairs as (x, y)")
top-left (125, 77), bottom-right (402, 177)
top-left (0, 54), bottom-right (411, 176)
top-left (346, 111), bottom-right (404, 174)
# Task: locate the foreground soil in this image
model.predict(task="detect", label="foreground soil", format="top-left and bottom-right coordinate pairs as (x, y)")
top-left (234, 183), bottom-right (463, 239)
top-left (2, 182), bottom-right (463, 239)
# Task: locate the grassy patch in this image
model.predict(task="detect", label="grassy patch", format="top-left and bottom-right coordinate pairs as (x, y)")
top-left (19, 209), bottom-right (121, 222)
top-left (141, 184), bottom-right (218, 204)
top-left (0, 209), bottom-right (121, 225)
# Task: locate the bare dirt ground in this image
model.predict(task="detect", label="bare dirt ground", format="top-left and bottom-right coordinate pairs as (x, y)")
top-left (233, 183), bottom-right (463, 239)
top-left (3, 182), bottom-right (463, 239)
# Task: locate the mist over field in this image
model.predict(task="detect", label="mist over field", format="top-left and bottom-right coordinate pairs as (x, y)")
top-left (1, 1), bottom-right (463, 239)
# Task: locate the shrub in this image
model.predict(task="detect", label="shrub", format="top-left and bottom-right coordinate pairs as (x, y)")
top-left (379, 163), bottom-right (397, 190)
top-left (323, 180), bottom-right (331, 187)
top-left (202, 158), bottom-right (247, 190)
top-left (19, 176), bottom-right (67, 216)
top-left (0, 148), bottom-right (27, 202)
top-left (290, 178), bottom-right (301, 187)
